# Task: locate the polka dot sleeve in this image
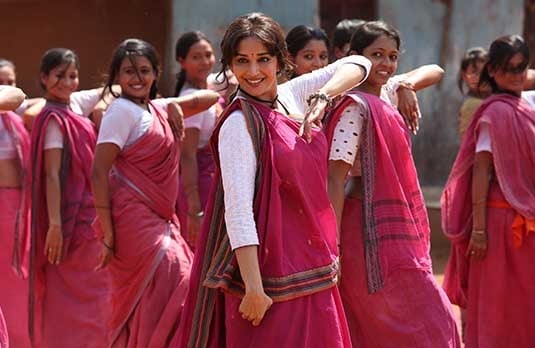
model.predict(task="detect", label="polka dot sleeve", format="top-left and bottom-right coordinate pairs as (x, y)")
top-left (328, 101), bottom-right (365, 165)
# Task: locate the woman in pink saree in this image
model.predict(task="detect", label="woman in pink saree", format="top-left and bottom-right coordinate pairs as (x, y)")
top-left (28, 48), bottom-right (111, 348)
top-left (0, 85), bottom-right (27, 348)
top-left (442, 35), bottom-right (535, 348)
top-left (174, 31), bottom-right (220, 250)
top-left (91, 38), bottom-right (218, 347)
top-left (326, 21), bottom-right (460, 348)
top-left (175, 12), bottom-right (372, 348)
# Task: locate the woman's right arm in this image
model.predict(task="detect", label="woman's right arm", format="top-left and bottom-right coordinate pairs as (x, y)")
top-left (218, 111), bottom-right (272, 326)
top-left (91, 143), bottom-right (121, 269)
top-left (91, 101), bottom-right (133, 269)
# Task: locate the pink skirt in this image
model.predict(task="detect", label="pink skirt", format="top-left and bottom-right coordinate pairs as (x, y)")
top-left (464, 184), bottom-right (535, 348)
top-left (224, 286), bottom-right (351, 347)
top-left (0, 188), bottom-right (30, 347)
top-left (339, 197), bottom-right (460, 348)
top-left (39, 223), bottom-right (111, 348)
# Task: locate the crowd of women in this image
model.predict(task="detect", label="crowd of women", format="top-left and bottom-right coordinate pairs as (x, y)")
top-left (0, 10), bottom-right (533, 348)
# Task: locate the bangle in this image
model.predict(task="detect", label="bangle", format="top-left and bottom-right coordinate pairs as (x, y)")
top-left (188, 210), bottom-right (204, 218)
top-left (306, 92), bottom-right (333, 107)
top-left (95, 205), bottom-right (111, 209)
top-left (472, 229), bottom-right (486, 235)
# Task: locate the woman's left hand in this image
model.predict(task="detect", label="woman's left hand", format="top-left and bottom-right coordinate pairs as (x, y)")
top-left (95, 238), bottom-right (114, 270)
top-left (299, 97), bottom-right (328, 143)
top-left (396, 88), bottom-right (420, 134)
top-left (168, 102), bottom-right (185, 141)
top-left (466, 230), bottom-right (487, 261)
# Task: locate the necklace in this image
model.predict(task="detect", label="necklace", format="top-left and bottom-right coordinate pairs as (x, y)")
top-left (236, 87), bottom-right (290, 114)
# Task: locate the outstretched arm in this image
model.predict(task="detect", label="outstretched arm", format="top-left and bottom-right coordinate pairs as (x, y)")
top-left (0, 86), bottom-right (25, 111)
top-left (395, 64), bottom-right (445, 133)
top-left (300, 57), bottom-right (370, 142)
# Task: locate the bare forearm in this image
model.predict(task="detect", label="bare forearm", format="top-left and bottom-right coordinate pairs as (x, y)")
top-left (91, 170), bottom-right (114, 238)
top-left (180, 152), bottom-right (201, 212)
top-left (403, 64), bottom-right (444, 91)
top-left (328, 175), bottom-right (346, 237)
top-left (318, 64), bottom-right (367, 98)
top-left (45, 174), bottom-right (62, 226)
top-left (175, 90), bottom-right (219, 117)
top-left (472, 152), bottom-right (492, 230)
top-left (234, 245), bottom-right (264, 292)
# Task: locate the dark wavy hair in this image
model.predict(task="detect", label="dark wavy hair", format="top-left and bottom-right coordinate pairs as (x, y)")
top-left (175, 31), bottom-right (211, 96)
top-left (349, 20), bottom-right (401, 54)
top-left (39, 48), bottom-right (80, 90)
top-left (219, 12), bottom-right (294, 87)
top-left (102, 38), bottom-right (160, 100)
top-left (478, 35), bottom-right (529, 95)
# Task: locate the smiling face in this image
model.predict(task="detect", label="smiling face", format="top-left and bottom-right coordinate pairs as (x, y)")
top-left (41, 62), bottom-right (79, 103)
top-left (178, 39), bottom-right (215, 88)
top-left (358, 34), bottom-right (399, 95)
top-left (292, 39), bottom-right (329, 76)
top-left (489, 52), bottom-right (528, 96)
top-left (117, 55), bottom-right (157, 102)
top-left (230, 36), bottom-right (279, 101)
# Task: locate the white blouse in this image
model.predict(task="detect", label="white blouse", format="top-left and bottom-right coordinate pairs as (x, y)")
top-left (219, 55), bottom-right (371, 250)
top-left (44, 89), bottom-right (102, 150)
top-left (328, 76), bottom-right (403, 174)
top-left (97, 98), bottom-right (174, 150)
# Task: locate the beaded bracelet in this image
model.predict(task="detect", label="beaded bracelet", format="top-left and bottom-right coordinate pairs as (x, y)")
top-left (306, 92), bottom-right (333, 107)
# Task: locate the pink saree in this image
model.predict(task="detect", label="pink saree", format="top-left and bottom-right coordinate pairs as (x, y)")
top-left (29, 103), bottom-right (110, 348)
top-left (442, 94), bottom-right (535, 347)
top-left (95, 101), bottom-right (193, 347)
top-left (175, 98), bottom-right (349, 348)
top-left (326, 93), bottom-right (460, 347)
top-left (0, 111), bottom-right (30, 347)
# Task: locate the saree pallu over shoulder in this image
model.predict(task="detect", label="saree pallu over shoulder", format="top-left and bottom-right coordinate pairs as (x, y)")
top-left (1, 111), bottom-right (31, 278)
top-left (180, 98), bottom-right (339, 348)
top-left (28, 104), bottom-right (97, 345)
top-left (325, 93), bottom-right (432, 294)
top-left (111, 102), bottom-right (179, 219)
top-left (441, 94), bottom-right (535, 306)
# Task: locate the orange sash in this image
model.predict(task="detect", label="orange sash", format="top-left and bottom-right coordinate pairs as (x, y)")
top-left (487, 200), bottom-right (535, 248)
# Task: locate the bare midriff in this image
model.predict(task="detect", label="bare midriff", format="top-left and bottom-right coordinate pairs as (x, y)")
top-left (0, 158), bottom-right (22, 187)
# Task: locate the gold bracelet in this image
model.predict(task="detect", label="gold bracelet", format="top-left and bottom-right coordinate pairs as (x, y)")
top-left (472, 229), bottom-right (486, 235)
